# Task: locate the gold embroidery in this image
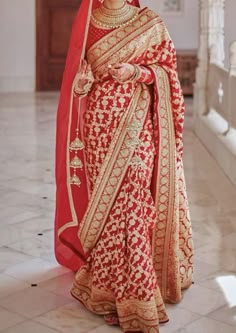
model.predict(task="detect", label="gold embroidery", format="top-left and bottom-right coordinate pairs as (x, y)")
top-left (79, 85), bottom-right (151, 253)
top-left (87, 9), bottom-right (163, 75)
top-left (91, 3), bottom-right (139, 29)
top-left (62, 7), bottom-right (193, 321)
top-left (88, 8), bottom-right (192, 300)
top-left (149, 66), bottom-right (193, 302)
top-left (69, 133), bottom-right (85, 187)
top-left (70, 156), bottom-right (83, 169)
top-left (129, 155), bottom-right (147, 169)
top-left (70, 174), bottom-right (81, 187)
top-left (126, 119), bottom-right (143, 131)
top-left (126, 136), bottom-right (143, 148)
top-left (69, 136), bottom-right (85, 151)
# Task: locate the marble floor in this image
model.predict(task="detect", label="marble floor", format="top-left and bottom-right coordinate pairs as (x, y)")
top-left (0, 93), bottom-right (235, 333)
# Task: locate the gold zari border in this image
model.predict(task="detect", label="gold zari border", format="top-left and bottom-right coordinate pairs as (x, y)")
top-left (71, 268), bottom-right (168, 333)
top-left (151, 66), bottom-right (181, 303)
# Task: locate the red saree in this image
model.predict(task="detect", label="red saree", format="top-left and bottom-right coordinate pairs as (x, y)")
top-left (55, 1), bottom-right (193, 332)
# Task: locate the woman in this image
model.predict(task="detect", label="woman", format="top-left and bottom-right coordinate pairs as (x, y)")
top-left (55, 0), bottom-right (194, 332)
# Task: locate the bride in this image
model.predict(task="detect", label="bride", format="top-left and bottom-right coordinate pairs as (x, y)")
top-left (54, 1), bottom-right (194, 332)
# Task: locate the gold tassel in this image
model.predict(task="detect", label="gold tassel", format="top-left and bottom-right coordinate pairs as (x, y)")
top-left (69, 137), bottom-right (85, 151)
top-left (70, 156), bottom-right (83, 169)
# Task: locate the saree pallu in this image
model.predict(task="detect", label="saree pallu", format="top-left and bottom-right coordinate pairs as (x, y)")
top-left (56, 7), bottom-right (193, 333)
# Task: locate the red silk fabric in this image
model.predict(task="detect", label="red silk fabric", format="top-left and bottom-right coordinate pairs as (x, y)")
top-left (55, 3), bottom-right (193, 331)
top-left (55, 0), bottom-right (90, 270)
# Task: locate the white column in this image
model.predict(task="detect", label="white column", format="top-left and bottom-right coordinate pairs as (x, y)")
top-left (229, 41), bottom-right (236, 131)
top-left (208, 0), bottom-right (225, 65)
top-left (229, 41), bottom-right (236, 76)
top-left (194, 0), bottom-right (225, 115)
top-left (194, 0), bottom-right (209, 116)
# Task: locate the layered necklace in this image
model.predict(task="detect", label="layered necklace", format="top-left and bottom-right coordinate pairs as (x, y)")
top-left (91, 2), bottom-right (139, 29)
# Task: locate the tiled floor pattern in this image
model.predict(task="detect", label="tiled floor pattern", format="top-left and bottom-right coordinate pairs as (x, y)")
top-left (0, 93), bottom-right (235, 332)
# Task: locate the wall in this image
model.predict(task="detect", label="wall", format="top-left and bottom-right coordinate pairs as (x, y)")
top-left (225, 0), bottom-right (236, 68)
top-left (141, 0), bottom-right (199, 50)
top-left (0, 0), bottom-right (35, 92)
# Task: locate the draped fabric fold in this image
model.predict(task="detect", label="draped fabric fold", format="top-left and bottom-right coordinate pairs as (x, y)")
top-left (55, 1), bottom-right (193, 331)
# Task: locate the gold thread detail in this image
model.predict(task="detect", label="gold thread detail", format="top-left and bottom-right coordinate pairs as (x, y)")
top-left (91, 3), bottom-right (139, 29)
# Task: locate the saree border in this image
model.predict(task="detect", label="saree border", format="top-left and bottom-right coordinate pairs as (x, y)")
top-left (151, 66), bottom-right (181, 302)
top-left (58, 0), bottom-right (93, 236)
top-left (58, 88), bottom-right (79, 236)
top-left (71, 268), bottom-right (169, 332)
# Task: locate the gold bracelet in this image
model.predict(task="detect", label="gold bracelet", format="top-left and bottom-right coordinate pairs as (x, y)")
top-left (127, 64), bottom-right (141, 82)
top-left (74, 90), bottom-right (87, 97)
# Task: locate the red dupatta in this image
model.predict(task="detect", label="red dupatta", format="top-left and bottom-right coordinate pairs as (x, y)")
top-left (55, 0), bottom-right (140, 271)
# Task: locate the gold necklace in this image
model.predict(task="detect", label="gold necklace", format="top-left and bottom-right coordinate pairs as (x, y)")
top-left (91, 3), bottom-right (139, 29)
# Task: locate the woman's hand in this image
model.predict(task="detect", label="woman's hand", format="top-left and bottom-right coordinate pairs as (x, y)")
top-left (74, 59), bottom-right (94, 96)
top-left (108, 63), bottom-right (135, 83)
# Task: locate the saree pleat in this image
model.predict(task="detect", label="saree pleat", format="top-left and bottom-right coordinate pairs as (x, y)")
top-left (71, 83), bottom-right (169, 329)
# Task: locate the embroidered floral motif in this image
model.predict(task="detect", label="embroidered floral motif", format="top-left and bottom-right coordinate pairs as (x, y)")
top-left (72, 111), bottom-right (168, 331)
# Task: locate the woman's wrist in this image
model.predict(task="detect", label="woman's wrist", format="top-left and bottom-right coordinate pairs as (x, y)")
top-left (128, 64), bottom-right (141, 81)
top-left (73, 72), bottom-right (94, 97)
top-left (109, 63), bottom-right (154, 84)
top-left (74, 82), bottom-right (92, 95)
top-left (128, 65), bottom-right (154, 84)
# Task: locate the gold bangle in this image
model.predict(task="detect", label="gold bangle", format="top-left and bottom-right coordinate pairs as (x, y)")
top-left (127, 65), bottom-right (141, 82)
top-left (74, 90), bottom-right (87, 98)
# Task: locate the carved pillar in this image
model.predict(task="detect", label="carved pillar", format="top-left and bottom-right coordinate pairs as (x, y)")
top-left (194, 0), bottom-right (210, 116)
top-left (208, 0), bottom-right (225, 65)
top-left (228, 41), bottom-right (236, 132)
top-left (229, 42), bottom-right (236, 76)
top-left (194, 0), bottom-right (225, 116)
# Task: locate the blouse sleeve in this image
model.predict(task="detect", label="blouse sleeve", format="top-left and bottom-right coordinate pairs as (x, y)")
top-left (136, 65), bottom-right (154, 85)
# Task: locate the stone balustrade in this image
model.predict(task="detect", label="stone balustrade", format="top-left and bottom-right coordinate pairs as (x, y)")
top-left (194, 0), bottom-right (236, 186)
